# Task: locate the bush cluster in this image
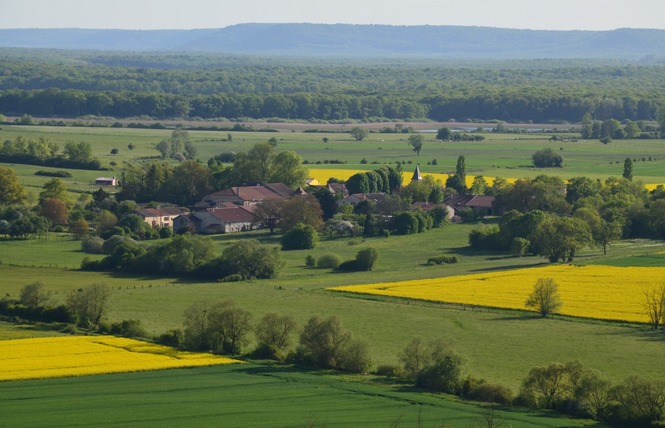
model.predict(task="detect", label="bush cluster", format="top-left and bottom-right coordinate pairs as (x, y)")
top-left (336, 248), bottom-right (379, 272)
top-left (426, 255), bottom-right (458, 265)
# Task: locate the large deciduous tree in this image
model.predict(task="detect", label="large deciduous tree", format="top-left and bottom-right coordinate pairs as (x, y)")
top-left (532, 147), bottom-right (563, 168)
top-left (408, 134), bottom-right (424, 156)
top-left (254, 313), bottom-right (297, 359)
top-left (270, 150), bottom-right (308, 187)
top-left (0, 166), bottom-right (26, 205)
top-left (349, 127), bottom-right (369, 141)
top-left (525, 278), bottom-right (562, 317)
top-left (531, 215), bottom-right (591, 262)
top-left (278, 194), bottom-right (324, 232)
top-left (66, 283), bottom-right (112, 326)
top-left (163, 161), bottom-right (213, 206)
top-left (39, 178), bottom-right (69, 204)
top-left (39, 198), bottom-right (68, 226)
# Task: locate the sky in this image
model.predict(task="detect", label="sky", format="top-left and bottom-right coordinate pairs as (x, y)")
top-left (1, 0), bottom-right (664, 31)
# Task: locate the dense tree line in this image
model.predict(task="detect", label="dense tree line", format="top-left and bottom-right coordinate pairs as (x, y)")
top-left (2, 55), bottom-right (665, 122)
top-left (2, 87), bottom-right (663, 123)
top-left (0, 136), bottom-right (102, 170)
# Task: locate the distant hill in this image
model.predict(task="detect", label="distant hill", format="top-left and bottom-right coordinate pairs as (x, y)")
top-left (2, 24), bottom-right (665, 59)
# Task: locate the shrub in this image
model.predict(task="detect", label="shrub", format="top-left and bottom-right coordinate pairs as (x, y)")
top-left (426, 255), bottom-right (458, 265)
top-left (317, 253), bottom-right (341, 269)
top-left (219, 274), bottom-right (243, 283)
top-left (155, 329), bottom-right (184, 348)
top-left (337, 248), bottom-right (379, 272)
top-left (298, 315), bottom-right (350, 369)
top-left (467, 382), bottom-right (513, 404)
top-left (510, 237), bottom-right (530, 256)
top-left (337, 259), bottom-right (359, 272)
top-left (110, 319), bottom-right (148, 338)
top-left (158, 227), bottom-right (173, 239)
top-left (338, 339), bottom-right (372, 374)
top-left (375, 364), bottom-right (401, 378)
top-left (532, 147), bottom-right (563, 167)
top-left (281, 223), bottom-right (319, 250)
top-left (35, 170), bottom-right (72, 178)
top-left (254, 313), bottom-right (296, 361)
top-left (393, 212), bottom-right (419, 235)
top-left (612, 376), bottom-right (665, 423)
top-left (81, 236), bottom-right (105, 254)
top-left (355, 247), bottom-right (379, 271)
top-left (102, 235), bottom-right (137, 254)
top-left (415, 353), bottom-right (466, 395)
top-left (305, 254), bottom-right (316, 267)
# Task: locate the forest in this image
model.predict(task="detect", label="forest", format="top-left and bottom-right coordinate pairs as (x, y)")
top-left (1, 50), bottom-right (665, 122)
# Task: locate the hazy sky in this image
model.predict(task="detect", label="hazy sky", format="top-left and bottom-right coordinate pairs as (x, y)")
top-left (2, 0), bottom-right (664, 31)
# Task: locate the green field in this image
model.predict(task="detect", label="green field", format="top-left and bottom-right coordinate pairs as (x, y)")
top-left (3, 224), bottom-right (665, 391)
top-left (0, 363), bottom-right (596, 428)
top-left (2, 124), bottom-right (665, 196)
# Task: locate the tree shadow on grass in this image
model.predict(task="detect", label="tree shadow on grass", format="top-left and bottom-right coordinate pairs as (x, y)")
top-left (600, 327), bottom-right (665, 343)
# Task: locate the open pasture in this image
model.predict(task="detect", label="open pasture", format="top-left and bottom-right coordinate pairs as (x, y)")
top-left (0, 336), bottom-right (239, 381)
top-left (2, 124), bottom-right (665, 192)
top-left (2, 217), bottom-right (665, 388)
top-left (330, 264), bottom-right (665, 323)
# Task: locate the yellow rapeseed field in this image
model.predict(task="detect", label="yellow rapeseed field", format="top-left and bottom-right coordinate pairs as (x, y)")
top-left (0, 336), bottom-right (240, 381)
top-left (307, 168), bottom-right (662, 191)
top-left (330, 265), bottom-right (665, 323)
top-left (307, 168), bottom-right (510, 188)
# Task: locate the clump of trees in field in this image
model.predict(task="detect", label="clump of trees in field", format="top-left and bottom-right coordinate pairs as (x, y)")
top-left (82, 235), bottom-right (284, 282)
top-left (469, 174), bottom-right (665, 261)
top-left (515, 360), bottom-right (665, 425)
top-left (178, 302), bottom-right (372, 373)
top-left (0, 137), bottom-right (102, 170)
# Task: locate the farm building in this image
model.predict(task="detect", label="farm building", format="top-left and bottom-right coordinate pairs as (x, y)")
top-left (134, 207), bottom-right (188, 229)
top-left (94, 177), bottom-right (118, 186)
top-left (338, 192), bottom-right (387, 207)
top-left (444, 194), bottom-right (495, 217)
top-left (174, 206), bottom-right (259, 234)
top-left (195, 183), bottom-right (295, 208)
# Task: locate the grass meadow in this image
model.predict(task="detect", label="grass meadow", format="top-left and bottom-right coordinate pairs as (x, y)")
top-left (2, 224), bottom-right (665, 390)
top-left (1, 123), bottom-right (665, 426)
top-left (2, 124), bottom-right (665, 195)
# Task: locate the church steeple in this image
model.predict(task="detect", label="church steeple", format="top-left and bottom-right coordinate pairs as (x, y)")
top-left (411, 166), bottom-right (423, 182)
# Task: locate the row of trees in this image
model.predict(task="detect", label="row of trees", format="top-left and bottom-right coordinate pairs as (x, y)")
top-left (3, 89), bottom-right (665, 125)
top-left (0, 137), bottom-right (102, 170)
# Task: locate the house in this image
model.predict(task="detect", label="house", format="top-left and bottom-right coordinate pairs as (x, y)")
top-left (95, 176), bottom-right (118, 186)
top-left (326, 182), bottom-right (349, 198)
top-left (338, 192), bottom-right (387, 207)
top-left (195, 183), bottom-right (293, 208)
top-left (306, 178), bottom-right (320, 186)
top-left (134, 207), bottom-right (188, 229)
top-left (173, 206), bottom-right (259, 234)
top-left (410, 202), bottom-right (454, 220)
top-left (443, 194), bottom-right (496, 217)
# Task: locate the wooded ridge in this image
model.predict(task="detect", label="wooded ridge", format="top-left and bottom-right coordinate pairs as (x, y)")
top-left (2, 24), bottom-right (665, 60)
